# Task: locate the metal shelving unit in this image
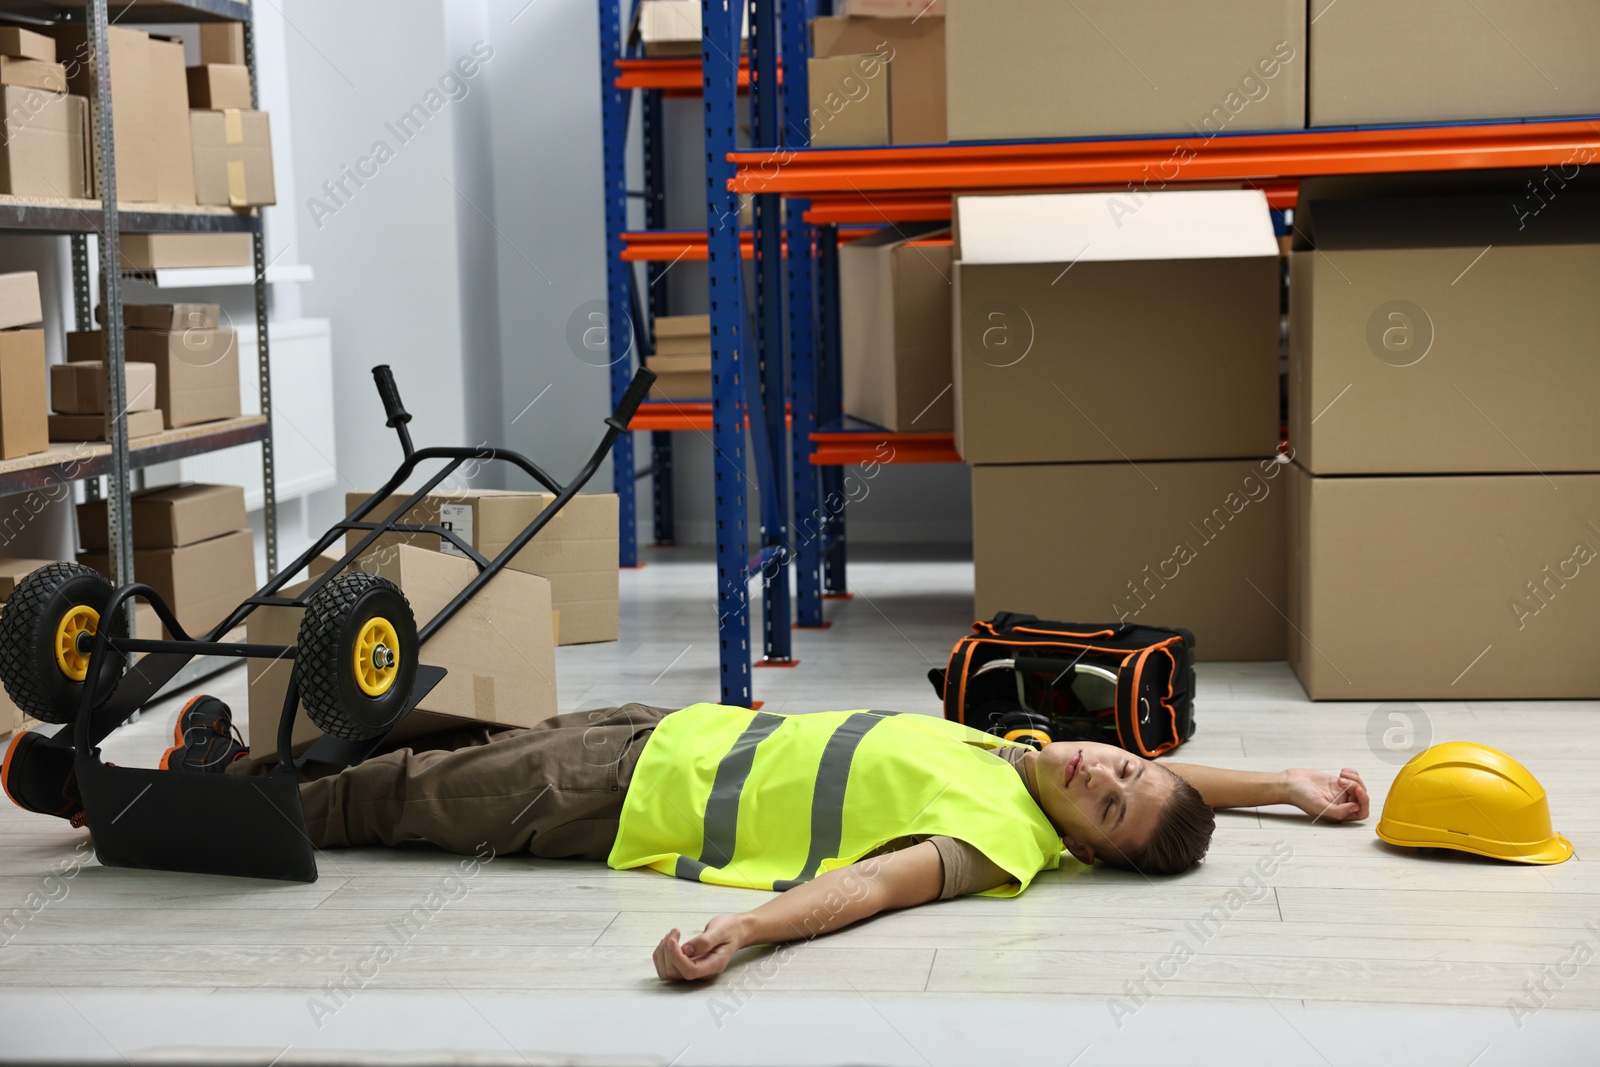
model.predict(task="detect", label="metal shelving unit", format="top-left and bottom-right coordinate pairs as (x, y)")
top-left (0, 0), bottom-right (278, 585)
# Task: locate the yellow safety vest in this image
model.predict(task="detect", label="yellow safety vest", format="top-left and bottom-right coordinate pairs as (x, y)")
top-left (608, 704), bottom-right (1064, 897)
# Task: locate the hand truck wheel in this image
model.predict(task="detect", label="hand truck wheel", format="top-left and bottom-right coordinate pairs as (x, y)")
top-left (295, 572), bottom-right (418, 741)
top-left (0, 562), bottom-right (128, 723)
top-left (994, 709), bottom-right (1054, 750)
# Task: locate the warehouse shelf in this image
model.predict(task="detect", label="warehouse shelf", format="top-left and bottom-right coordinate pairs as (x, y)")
top-left (123, 262), bottom-right (313, 288)
top-left (614, 56), bottom-right (768, 94)
top-left (627, 400), bottom-right (793, 433)
top-left (0, 195), bottom-right (259, 234)
top-left (809, 420), bottom-right (960, 466)
top-left (0, 415), bottom-right (268, 496)
top-left (0, 0), bottom-right (249, 21)
top-left (620, 226), bottom-right (873, 261)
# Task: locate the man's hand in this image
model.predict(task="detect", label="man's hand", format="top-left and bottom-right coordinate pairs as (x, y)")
top-left (1283, 767), bottom-right (1369, 822)
top-left (653, 914), bottom-right (746, 981)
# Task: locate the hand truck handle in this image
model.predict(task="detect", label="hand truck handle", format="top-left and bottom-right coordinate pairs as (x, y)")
top-left (607, 367), bottom-right (658, 432)
top-left (371, 365), bottom-right (412, 429)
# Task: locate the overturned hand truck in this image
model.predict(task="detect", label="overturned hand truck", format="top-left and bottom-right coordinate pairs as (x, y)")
top-left (0, 365), bottom-right (656, 882)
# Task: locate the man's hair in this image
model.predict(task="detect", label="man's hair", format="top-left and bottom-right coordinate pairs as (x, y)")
top-left (1099, 772), bottom-right (1215, 876)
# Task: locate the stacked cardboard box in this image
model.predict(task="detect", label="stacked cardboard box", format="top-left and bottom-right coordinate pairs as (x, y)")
top-left (0, 556), bottom-right (53, 739)
top-left (48, 361), bottom-right (161, 441)
top-left (344, 489), bottom-right (620, 646)
top-left (0, 272), bottom-right (48, 460)
top-left (187, 20), bottom-right (275, 210)
top-left (67, 303), bottom-right (240, 428)
top-left (79, 483), bottom-right (254, 639)
top-left (954, 190), bottom-right (1285, 660)
top-left (1286, 172), bottom-right (1600, 699)
top-left (808, 14), bottom-right (945, 146)
top-left (839, 224), bottom-right (953, 432)
top-left (0, 27), bottom-right (88, 197)
top-left (639, 0), bottom-right (747, 56)
top-left (649, 315), bottom-right (712, 400)
top-left (945, 0), bottom-right (1304, 141)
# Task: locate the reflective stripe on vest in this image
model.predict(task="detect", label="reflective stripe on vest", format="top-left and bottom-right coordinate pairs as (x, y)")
top-left (608, 704), bottom-right (1064, 896)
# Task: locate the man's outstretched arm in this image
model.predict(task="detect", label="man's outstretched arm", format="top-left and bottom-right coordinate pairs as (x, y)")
top-left (653, 839), bottom-right (944, 981)
top-left (1165, 763), bottom-right (1370, 822)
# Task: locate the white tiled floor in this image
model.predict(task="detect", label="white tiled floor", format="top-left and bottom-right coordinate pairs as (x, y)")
top-left (2, 545), bottom-right (1598, 1066)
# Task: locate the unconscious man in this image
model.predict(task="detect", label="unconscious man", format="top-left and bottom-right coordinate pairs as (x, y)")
top-left (3, 698), bottom-right (1369, 982)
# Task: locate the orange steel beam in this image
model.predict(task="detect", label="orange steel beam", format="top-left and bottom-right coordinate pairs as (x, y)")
top-left (622, 227), bottom-right (876, 262)
top-left (730, 120), bottom-right (1600, 195)
top-left (809, 431), bottom-right (962, 465)
top-left (629, 401), bottom-right (794, 432)
top-left (614, 57), bottom-right (780, 94)
top-left (801, 181), bottom-right (1299, 224)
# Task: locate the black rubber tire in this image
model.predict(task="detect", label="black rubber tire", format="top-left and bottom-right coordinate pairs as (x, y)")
top-left (0, 562), bottom-right (128, 724)
top-left (995, 709), bottom-right (1053, 750)
top-left (295, 572), bottom-right (418, 741)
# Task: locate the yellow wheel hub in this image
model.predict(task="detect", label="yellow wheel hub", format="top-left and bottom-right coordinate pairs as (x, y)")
top-left (54, 605), bottom-right (101, 683)
top-left (354, 616), bottom-right (401, 697)
top-left (1005, 728), bottom-right (1053, 748)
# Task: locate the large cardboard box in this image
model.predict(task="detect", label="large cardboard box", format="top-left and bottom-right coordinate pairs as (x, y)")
top-left (813, 16), bottom-right (944, 143)
top-left (0, 57), bottom-right (67, 92)
top-left (946, 0), bottom-right (1304, 141)
top-left (49, 25), bottom-right (154, 202)
top-left (119, 233), bottom-right (252, 269)
top-left (48, 409), bottom-right (163, 442)
top-left (50, 360), bottom-right (157, 414)
top-left (0, 558), bottom-right (53, 599)
top-left (974, 458), bottom-right (1289, 661)
top-left (0, 329), bottom-right (48, 459)
top-left (147, 37), bottom-right (196, 205)
top-left (345, 490), bottom-right (619, 645)
top-left (1308, 0), bottom-right (1600, 127)
top-left (97, 302), bottom-right (221, 331)
top-left (953, 189), bottom-right (1280, 465)
top-left (1289, 178), bottom-right (1600, 475)
top-left (199, 23), bottom-right (245, 65)
top-left (808, 54), bottom-right (892, 147)
top-left (840, 225), bottom-right (953, 431)
top-left (78, 483), bottom-right (246, 551)
top-left (0, 27), bottom-right (55, 63)
top-left (0, 272), bottom-right (41, 331)
top-left (186, 64), bottom-right (252, 109)
top-left (80, 527), bottom-right (254, 639)
top-left (245, 545), bottom-right (559, 764)
top-left (0, 86), bottom-right (88, 198)
top-left (190, 109), bottom-right (275, 207)
top-left (124, 328), bottom-right (241, 427)
top-left (1288, 465), bottom-right (1600, 699)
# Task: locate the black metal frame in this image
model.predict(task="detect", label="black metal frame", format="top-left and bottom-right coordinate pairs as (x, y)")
top-left (63, 364), bottom-right (656, 882)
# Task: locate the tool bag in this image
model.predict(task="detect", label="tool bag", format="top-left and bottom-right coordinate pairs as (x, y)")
top-left (928, 612), bottom-right (1197, 758)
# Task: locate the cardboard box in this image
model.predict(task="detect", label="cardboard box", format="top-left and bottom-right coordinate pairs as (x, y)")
top-left (78, 483), bottom-right (246, 551)
top-left (1308, 0), bottom-right (1600, 126)
top-left (650, 369), bottom-right (713, 400)
top-left (49, 25), bottom-right (154, 202)
top-left (974, 458), bottom-right (1289, 661)
top-left (48, 408), bottom-right (163, 442)
top-left (0, 558), bottom-right (53, 600)
top-left (245, 545), bottom-right (559, 764)
top-left (0, 329), bottom-right (47, 459)
top-left (0, 57), bottom-right (66, 92)
top-left (0, 272), bottom-right (41, 331)
top-left (80, 527), bottom-right (254, 639)
top-left (118, 233), bottom-right (252, 269)
top-left (190, 108), bottom-right (275, 207)
top-left (125, 328), bottom-right (241, 427)
top-left (50, 359), bottom-right (157, 414)
top-left (1289, 179), bottom-right (1600, 475)
top-left (640, 0), bottom-right (747, 56)
top-left (1288, 464), bottom-right (1600, 699)
top-left (186, 64), bottom-right (252, 109)
top-left (946, 0), bottom-right (1304, 141)
top-left (837, 0), bottom-right (944, 15)
top-left (96, 302), bottom-right (221, 331)
top-left (813, 16), bottom-right (944, 143)
top-left (808, 54), bottom-right (892, 147)
top-left (0, 86), bottom-right (88, 198)
top-left (200, 23), bottom-right (245, 65)
top-left (0, 27), bottom-right (55, 63)
top-left (653, 314), bottom-right (710, 357)
top-left (344, 489), bottom-right (620, 645)
top-left (841, 226), bottom-right (952, 431)
top-left (952, 189), bottom-right (1280, 465)
top-left (147, 37), bottom-right (195, 205)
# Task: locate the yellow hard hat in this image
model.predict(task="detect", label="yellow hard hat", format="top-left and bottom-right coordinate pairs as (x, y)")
top-left (1377, 742), bottom-right (1572, 865)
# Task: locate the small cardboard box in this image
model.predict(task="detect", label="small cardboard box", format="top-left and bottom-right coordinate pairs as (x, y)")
top-left (1308, 0), bottom-right (1600, 126)
top-left (1289, 176), bottom-right (1600, 475)
top-left (1288, 464), bottom-right (1600, 699)
top-left (650, 370), bottom-right (713, 400)
top-left (245, 545), bottom-right (559, 764)
top-left (96, 302), bottom-right (221, 331)
top-left (78, 483), bottom-right (247, 551)
top-left (147, 37), bottom-right (195, 205)
top-left (841, 225), bottom-right (953, 432)
top-left (50, 360), bottom-right (158, 414)
top-left (80, 527), bottom-right (255, 639)
top-left (48, 409), bottom-right (163, 442)
top-left (0, 272), bottom-right (41, 331)
top-left (953, 189), bottom-right (1280, 465)
top-left (808, 54), bottom-right (892, 147)
top-left (0, 329), bottom-right (48, 459)
top-left (946, 0), bottom-right (1304, 140)
top-left (125, 328), bottom-right (241, 427)
top-left (0, 558), bottom-right (53, 599)
top-left (199, 23), bottom-right (245, 65)
top-left (0, 57), bottom-right (66, 92)
top-left (0, 27), bottom-right (55, 63)
top-left (345, 490), bottom-right (619, 645)
top-left (813, 16), bottom-right (944, 143)
top-left (186, 64), bottom-right (251, 109)
top-left (0, 86), bottom-right (88, 198)
top-left (653, 314), bottom-right (710, 357)
top-left (49, 25), bottom-right (154, 202)
top-left (190, 108), bottom-right (275, 207)
top-left (118, 233), bottom-right (252, 269)
top-left (836, 0), bottom-right (944, 14)
top-left (974, 458), bottom-right (1289, 661)
top-left (640, 0), bottom-right (746, 56)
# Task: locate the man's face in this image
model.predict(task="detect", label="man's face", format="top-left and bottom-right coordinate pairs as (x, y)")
top-left (1025, 741), bottom-right (1174, 865)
